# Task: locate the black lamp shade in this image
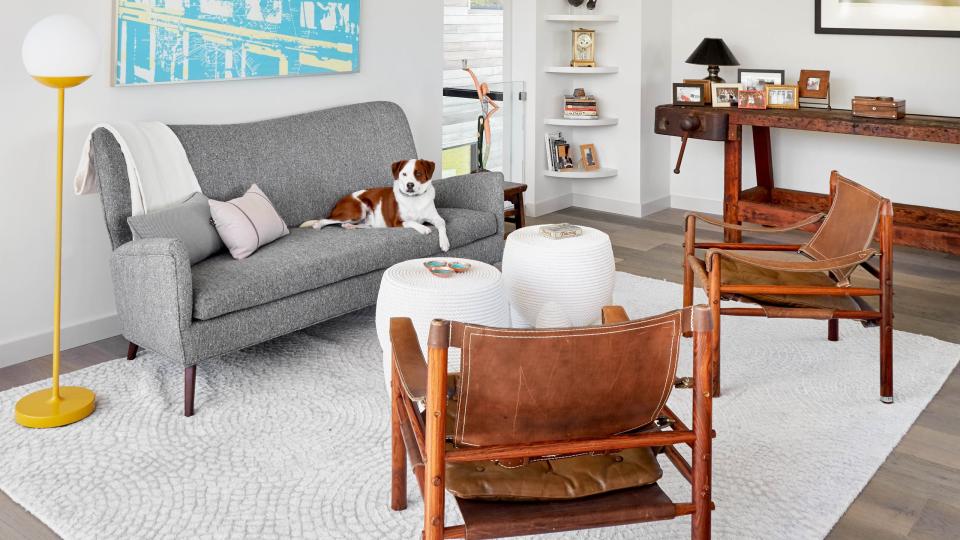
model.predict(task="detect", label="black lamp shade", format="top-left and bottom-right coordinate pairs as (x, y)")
top-left (685, 38), bottom-right (739, 67)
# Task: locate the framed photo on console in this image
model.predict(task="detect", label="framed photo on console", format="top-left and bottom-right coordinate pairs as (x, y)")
top-left (738, 89), bottom-right (767, 110)
top-left (766, 85), bottom-right (800, 109)
top-left (738, 69), bottom-right (785, 91)
top-left (712, 83), bottom-right (743, 108)
top-left (673, 83), bottom-right (707, 106)
top-left (683, 79), bottom-right (713, 104)
top-left (816, 0), bottom-right (960, 38)
top-left (799, 70), bottom-right (830, 99)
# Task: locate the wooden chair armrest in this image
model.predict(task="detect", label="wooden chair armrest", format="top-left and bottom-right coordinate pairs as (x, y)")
top-left (687, 211), bottom-right (825, 234)
top-left (601, 305), bottom-right (630, 325)
top-left (694, 242), bottom-right (803, 251)
top-left (686, 256), bottom-right (711, 294)
top-left (390, 317), bottom-right (428, 402)
top-left (705, 248), bottom-right (878, 273)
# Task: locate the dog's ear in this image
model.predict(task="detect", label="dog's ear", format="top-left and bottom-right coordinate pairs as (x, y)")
top-left (391, 160), bottom-right (407, 180)
top-left (420, 160), bottom-right (436, 180)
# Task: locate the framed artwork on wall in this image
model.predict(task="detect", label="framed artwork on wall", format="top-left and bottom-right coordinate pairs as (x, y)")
top-left (114, 0), bottom-right (361, 86)
top-left (816, 0), bottom-right (960, 38)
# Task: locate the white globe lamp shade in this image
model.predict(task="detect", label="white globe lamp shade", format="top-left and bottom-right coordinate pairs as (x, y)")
top-left (22, 14), bottom-right (99, 88)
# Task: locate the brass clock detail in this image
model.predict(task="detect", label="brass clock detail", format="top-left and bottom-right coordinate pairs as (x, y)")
top-left (571, 28), bottom-right (596, 68)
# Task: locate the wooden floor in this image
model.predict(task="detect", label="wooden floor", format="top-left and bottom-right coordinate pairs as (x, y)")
top-left (1, 208), bottom-right (957, 539)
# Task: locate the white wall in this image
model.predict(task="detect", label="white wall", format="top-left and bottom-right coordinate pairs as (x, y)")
top-left (526, 0), bottom-right (673, 218)
top-left (669, 0), bottom-right (960, 214)
top-left (0, 1), bottom-right (442, 367)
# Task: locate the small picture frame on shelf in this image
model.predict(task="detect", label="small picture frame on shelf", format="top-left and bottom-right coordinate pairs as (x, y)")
top-left (673, 83), bottom-right (706, 106)
top-left (712, 83), bottom-right (743, 108)
top-left (557, 143), bottom-right (576, 170)
top-left (683, 79), bottom-right (713, 104)
top-left (766, 84), bottom-right (800, 109)
top-left (737, 69), bottom-right (785, 91)
top-left (580, 143), bottom-right (600, 170)
top-left (737, 88), bottom-right (767, 110)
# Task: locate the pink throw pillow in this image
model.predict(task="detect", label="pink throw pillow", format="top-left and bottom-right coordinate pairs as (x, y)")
top-left (208, 184), bottom-right (289, 260)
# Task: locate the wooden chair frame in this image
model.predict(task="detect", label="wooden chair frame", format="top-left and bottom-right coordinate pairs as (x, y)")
top-left (682, 173), bottom-right (894, 403)
top-left (389, 306), bottom-right (715, 540)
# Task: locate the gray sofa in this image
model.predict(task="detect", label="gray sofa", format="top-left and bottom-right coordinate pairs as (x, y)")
top-left (92, 101), bottom-right (505, 416)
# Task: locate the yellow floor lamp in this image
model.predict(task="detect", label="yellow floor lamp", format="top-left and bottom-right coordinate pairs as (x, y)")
top-left (14, 15), bottom-right (100, 428)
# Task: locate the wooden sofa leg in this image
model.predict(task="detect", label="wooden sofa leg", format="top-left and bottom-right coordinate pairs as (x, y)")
top-left (184, 365), bottom-right (197, 417)
top-left (127, 342), bottom-right (139, 360)
top-left (828, 319), bottom-right (839, 342)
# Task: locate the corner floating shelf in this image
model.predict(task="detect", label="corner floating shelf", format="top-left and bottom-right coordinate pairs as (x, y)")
top-left (545, 14), bottom-right (620, 23)
top-left (545, 66), bottom-right (619, 74)
top-left (544, 117), bottom-right (619, 127)
top-left (544, 168), bottom-right (618, 179)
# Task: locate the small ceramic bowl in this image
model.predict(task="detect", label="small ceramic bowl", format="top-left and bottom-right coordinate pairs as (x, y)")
top-left (429, 268), bottom-right (455, 278)
top-left (448, 261), bottom-right (472, 273)
top-left (423, 260), bottom-right (448, 270)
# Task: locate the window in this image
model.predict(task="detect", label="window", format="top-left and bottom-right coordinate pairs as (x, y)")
top-left (470, 0), bottom-right (503, 10)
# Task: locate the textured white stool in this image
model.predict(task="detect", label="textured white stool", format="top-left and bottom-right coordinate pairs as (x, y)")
top-left (502, 225), bottom-right (616, 328)
top-left (375, 258), bottom-right (510, 386)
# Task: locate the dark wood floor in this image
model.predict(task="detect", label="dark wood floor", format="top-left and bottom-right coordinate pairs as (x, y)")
top-left (1, 208), bottom-right (957, 539)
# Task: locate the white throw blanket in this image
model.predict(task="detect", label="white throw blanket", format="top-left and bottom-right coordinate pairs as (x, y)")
top-left (74, 122), bottom-right (202, 215)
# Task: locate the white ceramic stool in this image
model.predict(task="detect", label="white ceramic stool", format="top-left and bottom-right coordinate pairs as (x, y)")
top-left (375, 258), bottom-right (510, 386)
top-left (502, 225), bottom-right (616, 328)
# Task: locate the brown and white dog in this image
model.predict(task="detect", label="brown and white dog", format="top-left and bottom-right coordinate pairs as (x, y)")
top-left (299, 159), bottom-right (450, 252)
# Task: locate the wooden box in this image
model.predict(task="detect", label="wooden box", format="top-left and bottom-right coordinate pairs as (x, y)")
top-left (852, 96), bottom-right (906, 120)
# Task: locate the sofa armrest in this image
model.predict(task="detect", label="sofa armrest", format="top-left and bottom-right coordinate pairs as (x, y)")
top-left (434, 171), bottom-right (505, 235)
top-left (110, 238), bottom-right (195, 363)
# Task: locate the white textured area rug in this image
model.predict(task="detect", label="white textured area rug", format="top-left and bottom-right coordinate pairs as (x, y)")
top-left (1, 273), bottom-right (957, 540)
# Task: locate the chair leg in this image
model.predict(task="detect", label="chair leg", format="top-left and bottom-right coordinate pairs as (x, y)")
top-left (390, 366), bottom-right (408, 511)
top-left (828, 319), bottom-right (839, 342)
top-left (682, 215), bottom-right (696, 338)
top-left (184, 365), bottom-right (197, 417)
top-left (708, 253), bottom-right (722, 398)
top-left (127, 342), bottom-right (139, 360)
top-left (880, 319), bottom-right (893, 404)
top-left (879, 200), bottom-right (894, 404)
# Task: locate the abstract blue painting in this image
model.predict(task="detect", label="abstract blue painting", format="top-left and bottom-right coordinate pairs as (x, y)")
top-left (115, 1), bottom-right (360, 86)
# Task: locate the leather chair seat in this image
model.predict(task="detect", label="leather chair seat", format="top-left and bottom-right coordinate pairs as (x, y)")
top-left (442, 375), bottom-right (662, 501)
top-left (719, 257), bottom-right (861, 313)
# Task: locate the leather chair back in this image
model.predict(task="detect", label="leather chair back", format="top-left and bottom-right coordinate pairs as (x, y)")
top-left (800, 171), bottom-right (886, 285)
top-left (447, 310), bottom-right (683, 448)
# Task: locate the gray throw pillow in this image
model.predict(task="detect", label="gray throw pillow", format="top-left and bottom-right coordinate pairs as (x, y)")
top-left (127, 193), bottom-right (225, 264)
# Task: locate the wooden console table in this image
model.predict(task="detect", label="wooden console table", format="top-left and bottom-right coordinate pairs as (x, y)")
top-left (655, 105), bottom-right (960, 255)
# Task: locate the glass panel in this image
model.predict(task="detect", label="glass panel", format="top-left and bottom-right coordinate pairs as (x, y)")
top-left (442, 82), bottom-right (525, 184)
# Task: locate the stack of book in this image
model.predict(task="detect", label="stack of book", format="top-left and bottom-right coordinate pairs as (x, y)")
top-left (564, 94), bottom-right (599, 120)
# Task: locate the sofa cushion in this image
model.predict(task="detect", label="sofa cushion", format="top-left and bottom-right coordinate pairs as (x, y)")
top-left (191, 208), bottom-right (499, 320)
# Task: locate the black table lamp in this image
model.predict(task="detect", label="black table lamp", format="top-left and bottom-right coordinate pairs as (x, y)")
top-left (685, 38), bottom-right (739, 83)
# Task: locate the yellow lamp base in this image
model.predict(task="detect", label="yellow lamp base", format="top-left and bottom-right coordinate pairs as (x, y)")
top-left (14, 386), bottom-right (96, 428)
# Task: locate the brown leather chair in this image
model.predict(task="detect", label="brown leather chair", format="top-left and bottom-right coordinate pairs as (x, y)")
top-left (682, 171), bottom-right (894, 403)
top-left (389, 305), bottom-right (715, 539)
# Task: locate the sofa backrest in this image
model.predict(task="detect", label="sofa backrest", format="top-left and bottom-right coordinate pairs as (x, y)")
top-left (92, 101), bottom-right (418, 249)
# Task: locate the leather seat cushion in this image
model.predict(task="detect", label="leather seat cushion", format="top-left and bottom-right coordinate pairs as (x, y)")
top-left (445, 447), bottom-right (664, 501)
top-left (191, 207), bottom-right (498, 320)
top-left (719, 257), bottom-right (860, 312)
top-left (442, 375), bottom-right (663, 501)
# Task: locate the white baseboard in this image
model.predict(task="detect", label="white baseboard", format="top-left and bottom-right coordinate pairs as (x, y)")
top-left (0, 314), bottom-right (121, 370)
top-left (641, 195), bottom-right (672, 216)
top-left (571, 193), bottom-right (646, 218)
top-left (527, 193), bottom-right (573, 217)
top-left (670, 194), bottom-right (723, 215)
